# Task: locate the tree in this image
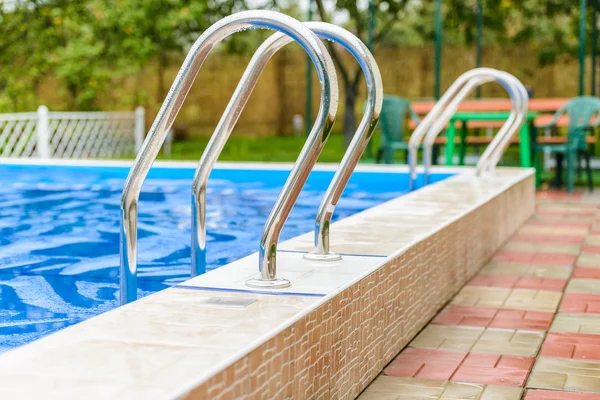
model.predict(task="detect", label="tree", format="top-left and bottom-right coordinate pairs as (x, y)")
top-left (312, 0), bottom-right (414, 146)
top-left (0, 0), bottom-right (245, 111)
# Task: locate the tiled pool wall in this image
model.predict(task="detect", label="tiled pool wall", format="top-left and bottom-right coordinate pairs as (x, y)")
top-left (184, 171), bottom-right (535, 399)
top-left (0, 168), bottom-right (535, 399)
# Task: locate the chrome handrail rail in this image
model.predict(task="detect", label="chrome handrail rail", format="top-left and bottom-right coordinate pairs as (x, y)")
top-left (476, 75), bottom-right (529, 175)
top-left (407, 69), bottom-right (491, 190)
top-left (119, 10), bottom-right (338, 304)
top-left (422, 69), bottom-right (527, 182)
top-left (190, 22), bottom-right (381, 279)
top-left (303, 23), bottom-right (383, 262)
top-left (407, 68), bottom-right (527, 189)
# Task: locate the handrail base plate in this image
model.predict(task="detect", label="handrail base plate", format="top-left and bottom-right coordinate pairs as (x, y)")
top-left (302, 252), bottom-right (342, 262)
top-left (245, 277), bottom-right (291, 289)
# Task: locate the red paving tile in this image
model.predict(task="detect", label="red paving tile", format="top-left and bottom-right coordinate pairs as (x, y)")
top-left (490, 309), bottom-right (554, 331)
top-left (583, 246), bottom-right (600, 254)
top-left (451, 352), bottom-right (535, 387)
top-left (525, 390), bottom-right (600, 399)
top-left (467, 275), bottom-right (567, 291)
top-left (573, 267), bottom-right (600, 279)
top-left (433, 306), bottom-right (497, 327)
top-left (433, 305), bottom-right (553, 331)
top-left (383, 348), bottom-right (465, 380)
top-left (560, 293), bottom-right (600, 314)
top-left (384, 348), bottom-right (534, 387)
top-left (493, 251), bottom-right (576, 266)
top-left (512, 234), bottom-right (586, 244)
top-left (540, 332), bottom-right (600, 361)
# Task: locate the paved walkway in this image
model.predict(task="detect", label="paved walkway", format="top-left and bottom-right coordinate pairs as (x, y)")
top-left (358, 191), bottom-right (600, 400)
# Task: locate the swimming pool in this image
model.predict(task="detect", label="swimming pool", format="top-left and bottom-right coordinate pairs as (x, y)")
top-left (0, 160), bottom-right (452, 352)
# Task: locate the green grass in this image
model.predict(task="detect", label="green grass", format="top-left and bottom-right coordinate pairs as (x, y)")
top-left (159, 133), bottom-right (363, 163)
top-left (159, 134), bottom-right (598, 188)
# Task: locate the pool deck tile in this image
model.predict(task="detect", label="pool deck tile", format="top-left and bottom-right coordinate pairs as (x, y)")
top-left (467, 274), bottom-right (567, 291)
top-left (576, 253), bottom-right (600, 267)
top-left (560, 293), bottom-right (600, 314)
top-left (586, 235), bottom-right (600, 246)
top-left (384, 348), bottom-right (534, 387)
top-left (360, 190), bottom-right (600, 399)
top-left (525, 389), bottom-right (600, 399)
top-left (358, 376), bottom-right (523, 400)
top-left (177, 251), bottom-right (384, 296)
top-left (451, 286), bottom-right (562, 312)
top-left (408, 324), bottom-right (544, 357)
top-left (503, 241), bottom-right (583, 255)
top-left (583, 246), bottom-right (600, 254)
top-left (433, 305), bottom-right (554, 331)
top-left (493, 251), bottom-right (577, 266)
top-left (573, 268), bottom-right (600, 279)
top-left (540, 332), bottom-right (600, 361)
top-left (550, 313), bottom-right (600, 334)
top-left (480, 262), bottom-right (574, 279)
top-left (566, 279), bottom-right (600, 295)
top-left (527, 357), bottom-right (600, 393)
top-left (512, 233), bottom-right (587, 244)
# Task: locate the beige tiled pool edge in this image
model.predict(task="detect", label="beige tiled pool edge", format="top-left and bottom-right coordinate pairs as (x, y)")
top-left (0, 168), bottom-right (535, 399)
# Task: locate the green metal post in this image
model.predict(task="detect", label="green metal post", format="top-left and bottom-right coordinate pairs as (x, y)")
top-left (434, 0), bottom-right (442, 99)
top-left (305, 1), bottom-right (313, 136)
top-left (592, 0), bottom-right (598, 95)
top-left (580, 0), bottom-right (588, 96)
top-left (367, 0), bottom-right (375, 52)
top-left (475, 0), bottom-right (483, 98)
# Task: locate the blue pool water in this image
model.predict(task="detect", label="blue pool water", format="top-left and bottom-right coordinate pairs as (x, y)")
top-left (0, 163), bottom-right (452, 352)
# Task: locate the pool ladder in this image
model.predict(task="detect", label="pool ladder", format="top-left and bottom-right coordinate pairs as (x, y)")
top-left (119, 11), bottom-right (383, 304)
top-left (407, 68), bottom-right (529, 190)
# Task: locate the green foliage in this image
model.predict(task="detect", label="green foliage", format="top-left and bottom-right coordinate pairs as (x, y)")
top-left (0, 0), bottom-right (243, 111)
top-left (0, 0), bottom-right (597, 114)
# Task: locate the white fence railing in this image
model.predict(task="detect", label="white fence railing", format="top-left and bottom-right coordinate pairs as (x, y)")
top-left (0, 106), bottom-right (145, 158)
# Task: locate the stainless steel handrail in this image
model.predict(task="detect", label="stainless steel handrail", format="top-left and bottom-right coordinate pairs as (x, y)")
top-left (422, 69), bottom-right (527, 182)
top-left (407, 68), bottom-right (528, 189)
top-left (407, 69), bottom-right (491, 190)
top-left (303, 23), bottom-right (383, 262)
top-left (476, 75), bottom-right (529, 175)
top-left (119, 10), bottom-right (338, 304)
top-left (190, 22), bottom-right (381, 280)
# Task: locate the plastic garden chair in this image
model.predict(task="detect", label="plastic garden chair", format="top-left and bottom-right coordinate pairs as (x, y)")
top-left (376, 96), bottom-right (421, 164)
top-left (534, 96), bottom-right (600, 193)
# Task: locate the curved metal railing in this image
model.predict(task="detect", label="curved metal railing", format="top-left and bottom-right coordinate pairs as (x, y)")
top-left (421, 69), bottom-right (527, 182)
top-left (190, 22), bottom-right (382, 282)
top-left (302, 23), bottom-right (383, 263)
top-left (476, 75), bottom-right (529, 175)
top-left (119, 10), bottom-right (339, 304)
top-left (407, 68), bottom-right (528, 189)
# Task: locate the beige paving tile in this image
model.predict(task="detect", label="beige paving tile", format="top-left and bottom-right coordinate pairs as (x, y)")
top-left (566, 279), bottom-right (600, 294)
top-left (357, 376), bottom-right (522, 400)
top-left (503, 242), bottom-right (582, 255)
top-left (409, 325), bottom-right (484, 352)
top-left (503, 289), bottom-right (562, 313)
top-left (577, 253), bottom-right (600, 268)
top-left (471, 329), bottom-right (545, 357)
top-left (518, 225), bottom-right (589, 236)
top-left (480, 262), bottom-right (573, 279)
top-left (527, 357), bottom-right (600, 393)
top-left (452, 286), bottom-right (562, 312)
top-left (586, 235), bottom-right (600, 246)
top-left (550, 313), bottom-right (600, 334)
top-left (452, 286), bottom-right (512, 308)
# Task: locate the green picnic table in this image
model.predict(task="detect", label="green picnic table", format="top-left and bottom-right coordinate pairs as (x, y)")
top-left (444, 111), bottom-right (540, 168)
